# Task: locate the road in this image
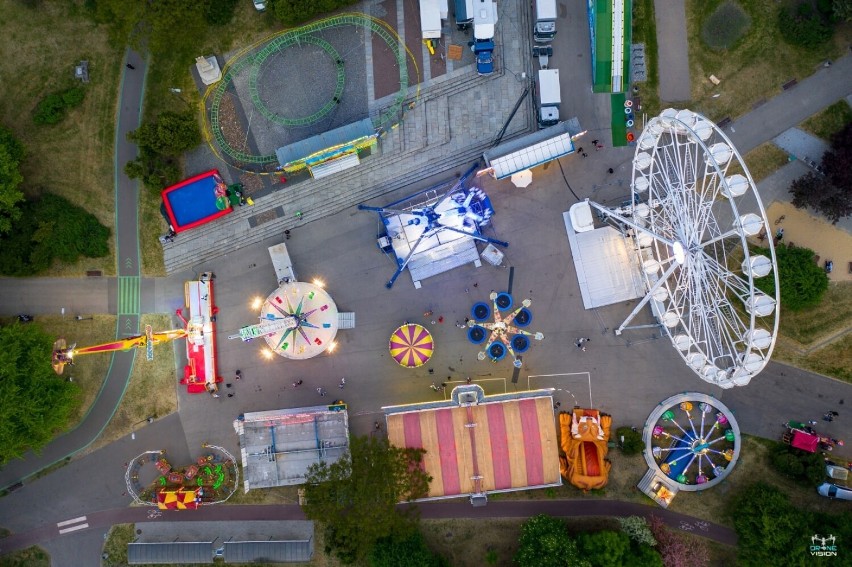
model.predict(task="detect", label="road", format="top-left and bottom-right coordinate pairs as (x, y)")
top-left (0, 498), bottom-right (735, 556)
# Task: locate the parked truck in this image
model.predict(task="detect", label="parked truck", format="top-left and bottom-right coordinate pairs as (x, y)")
top-left (537, 69), bottom-right (561, 128)
top-left (534, 0), bottom-right (557, 43)
top-left (420, 0), bottom-right (442, 39)
top-left (268, 240), bottom-right (296, 284)
top-left (471, 0), bottom-right (498, 75)
top-left (455, 0), bottom-right (474, 29)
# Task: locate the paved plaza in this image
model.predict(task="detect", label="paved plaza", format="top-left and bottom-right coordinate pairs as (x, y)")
top-left (2, 3), bottom-right (852, 565)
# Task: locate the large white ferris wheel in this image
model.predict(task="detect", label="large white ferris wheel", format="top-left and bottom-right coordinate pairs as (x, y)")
top-left (591, 109), bottom-right (780, 389)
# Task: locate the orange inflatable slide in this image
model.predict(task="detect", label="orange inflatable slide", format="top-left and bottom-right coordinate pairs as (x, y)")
top-left (559, 408), bottom-right (612, 490)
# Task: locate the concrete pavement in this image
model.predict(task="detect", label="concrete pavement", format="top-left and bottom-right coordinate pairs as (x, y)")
top-left (654, 0), bottom-right (692, 102)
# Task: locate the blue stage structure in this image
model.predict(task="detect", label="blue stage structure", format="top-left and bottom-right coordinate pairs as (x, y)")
top-left (358, 163), bottom-right (508, 289)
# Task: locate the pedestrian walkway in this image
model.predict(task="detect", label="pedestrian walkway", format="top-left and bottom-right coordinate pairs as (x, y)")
top-left (654, 0), bottom-right (691, 102)
top-left (726, 54), bottom-right (852, 154)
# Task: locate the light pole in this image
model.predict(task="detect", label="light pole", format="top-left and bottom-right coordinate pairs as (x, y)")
top-left (169, 87), bottom-right (190, 107)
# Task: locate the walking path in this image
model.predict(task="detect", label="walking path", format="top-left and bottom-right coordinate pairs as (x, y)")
top-left (0, 499), bottom-right (735, 555)
top-left (653, 0), bottom-right (691, 102)
top-left (0, 49), bottom-right (146, 492)
top-left (725, 54), bottom-right (852, 154)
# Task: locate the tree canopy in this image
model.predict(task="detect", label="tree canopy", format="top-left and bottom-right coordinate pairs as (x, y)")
top-left (302, 435), bottom-right (431, 564)
top-left (92, 0), bottom-right (206, 58)
top-left (0, 323), bottom-right (80, 464)
top-left (125, 111), bottom-right (201, 192)
top-left (514, 515), bottom-right (590, 567)
top-left (753, 245), bottom-right (828, 311)
top-left (369, 531), bottom-right (446, 567)
top-left (270, 0), bottom-right (360, 26)
top-left (730, 483), bottom-right (810, 566)
top-left (0, 193), bottom-right (110, 276)
top-left (790, 121), bottom-right (852, 223)
top-left (0, 126), bottom-right (25, 234)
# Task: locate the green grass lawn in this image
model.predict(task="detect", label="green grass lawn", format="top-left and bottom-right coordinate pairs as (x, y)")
top-left (800, 99), bottom-right (852, 141)
top-left (687, 0), bottom-right (852, 122)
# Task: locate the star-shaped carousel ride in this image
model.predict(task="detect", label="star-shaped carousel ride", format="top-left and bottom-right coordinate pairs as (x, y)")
top-left (467, 291), bottom-right (544, 368)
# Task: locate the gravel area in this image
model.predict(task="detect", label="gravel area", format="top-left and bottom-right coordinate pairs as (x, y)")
top-left (218, 93), bottom-right (250, 155)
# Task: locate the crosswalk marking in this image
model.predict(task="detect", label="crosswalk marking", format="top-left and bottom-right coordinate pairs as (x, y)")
top-left (57, 515), bottom-right (89, 535)
top-left (118, 275), bottom-right (140, 315)
top-left (56, 516), bottom-right (86, 527)
top-left (58, 523), bottom-right (89, 534)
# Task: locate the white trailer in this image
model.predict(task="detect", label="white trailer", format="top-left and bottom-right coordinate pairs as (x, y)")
top-left (268, 241), bottom-right (297, 284)
top-left (420, 0), bottom-right (442, 39)
top-left (473, 0), bottom-right (498, 40)
top-left (537, 69), bottom-right (561, 128)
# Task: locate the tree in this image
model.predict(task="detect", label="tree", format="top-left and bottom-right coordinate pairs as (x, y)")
top-left (92, 0), bottom-right (205, 58)
top-left (126, 112), bottom-right (201, 192)
top-left (369, 531), bottom-right (446, 567)
top-left (0, 193), bottom-right (110, 276)
top-left (302, 435), bottom-right (431, 564)
top-left (778, 2), bottom-right (834, 48)
top-left (0, 126), bottom-right (25, 234)
top-left (271, 0), bottom-right (360, 26)
top-left (648, 516), bottom-right (709, 567)
top-left (514, 515), bottom-right (590, 567)
top-left (0, 323), bottom-right (81, 464)
top-left (617, 516), bottom-right (657, 547)
top-left (769, 444), bottom-right (826, 486)
top-left (790, 122), bottom-right (852, 223)
top-left (576, 531), bottom-right (631, 567)
top-left (833, 0), bottom-right (852, 21)
top-left (204, 0), bottom-right (239, 25)
top-left (753, 245), bottom-right (828, 311)
top-left (127, 111), bottom-right (201, 156)
top-left (730, 483), bottom-right (809, 566)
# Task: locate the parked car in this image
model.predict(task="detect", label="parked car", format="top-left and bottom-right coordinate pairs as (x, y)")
top-left (826, 465), bottom-right (849, 481)
top-left (252, 0), bottom-right (266, 11)
top-left (817, 482), bottom-right (852, 500)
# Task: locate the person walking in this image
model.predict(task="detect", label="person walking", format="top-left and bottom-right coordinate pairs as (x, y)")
top-left (339, 377), bottom-right (346, 389)
top-left (126, 63), bottom-right (135, 70)
top-left (235, 370), bottom-right (242, 380)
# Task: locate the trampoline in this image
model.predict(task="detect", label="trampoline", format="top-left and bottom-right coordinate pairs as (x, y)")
top-left (161, 170), bottom-right (232, 233)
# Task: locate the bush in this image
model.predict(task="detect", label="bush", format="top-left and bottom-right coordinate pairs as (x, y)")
top-left (615, 427), bottom-right (644, 455)
top-left (779, 2), bottom-right (834, 48)
top-left (769, 444), bottom-right (826, 486)
top-left (0, 193), bottom-right (110, 276)
top-left (33, 87), bottom-right (86, 125)
top-left (0, 126), bottom-right (26, 234)
top-left (753, 245), bottom-right (828, 311)
top-left (701, 1), bottom-right (751, 50)
top-left (576, 531), bottom-right (631, 567)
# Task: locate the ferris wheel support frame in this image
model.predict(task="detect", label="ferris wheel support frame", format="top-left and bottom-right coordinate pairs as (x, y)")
top-left (587, 109), bottom-right (780, 387)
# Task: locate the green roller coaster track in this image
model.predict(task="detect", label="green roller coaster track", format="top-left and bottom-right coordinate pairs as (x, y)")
top-left (208, 14), bottom-right (412, 166)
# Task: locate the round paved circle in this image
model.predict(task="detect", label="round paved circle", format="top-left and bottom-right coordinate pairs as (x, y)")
top-left (249, 36), bottom-right (345, 127)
